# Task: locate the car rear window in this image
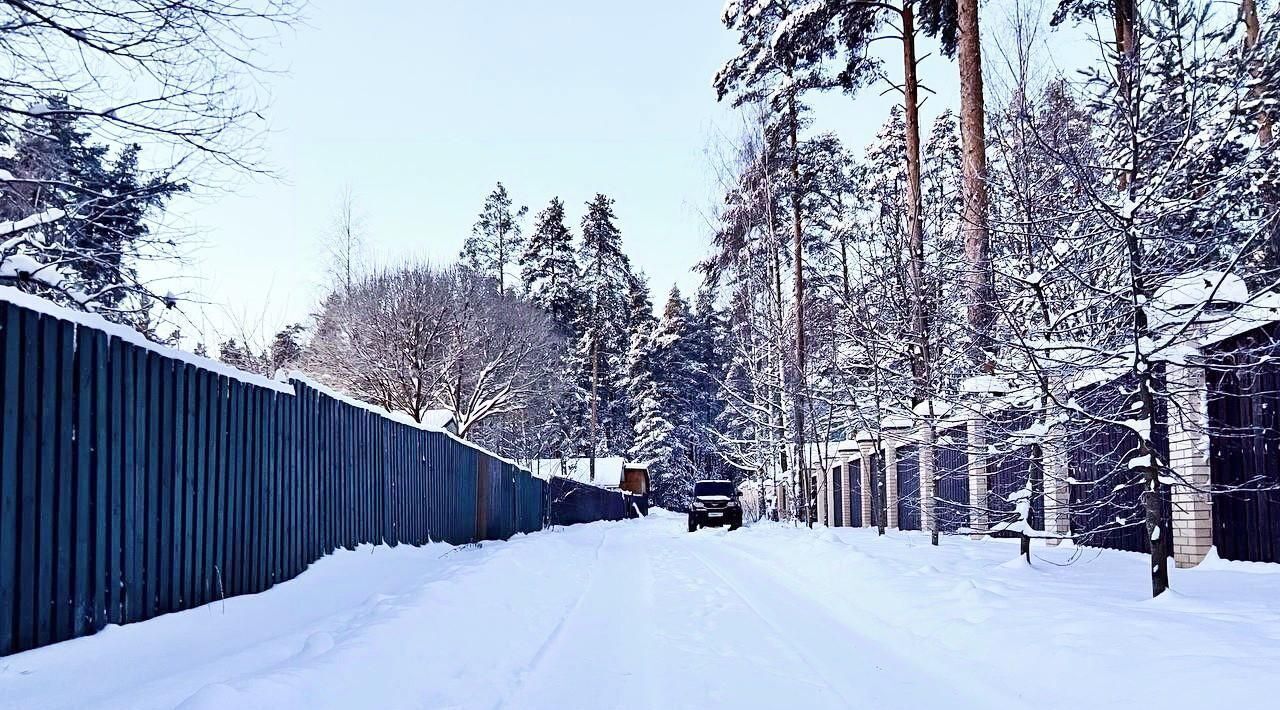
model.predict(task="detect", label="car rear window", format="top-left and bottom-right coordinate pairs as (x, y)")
top-left (694, 481), bottom-right (734, 497)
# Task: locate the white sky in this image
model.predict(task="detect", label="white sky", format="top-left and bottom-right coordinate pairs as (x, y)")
top-left (156, 0), bottom-right (1094, 350)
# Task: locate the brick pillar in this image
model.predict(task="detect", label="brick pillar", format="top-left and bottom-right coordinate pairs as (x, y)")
top-left (968, 416), bottom-right (989, 537)
top-left (859, 448), bottom-right (874, 526)
top-left (885, 442), bottom-right (900, 529)
top-left (1168, 363), bottom-right (1213, 568)
top-left (1043, 436), bottom-right (1071, 545)
top-left (839, 460), bottom-right (853, 526)
top-left (919, 428), bottom-right (935, 535)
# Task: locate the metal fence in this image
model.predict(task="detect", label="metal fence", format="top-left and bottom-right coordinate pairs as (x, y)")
top-left (547, 477), bottom-right (642, 526)
top-left (934, 426), bottom-right (969, 533)
top-left (1207, 326), bottom-right (1280, 563)
top-left (1065, 375), bottom-right (1171, 555)
top-left (0, 298), bottom-right (631, 657)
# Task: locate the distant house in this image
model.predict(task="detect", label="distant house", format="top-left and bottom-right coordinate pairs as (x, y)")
top-left (421, 409), bottom-right (457, 435)
top-left (530, 457), bottom-right (650, 496)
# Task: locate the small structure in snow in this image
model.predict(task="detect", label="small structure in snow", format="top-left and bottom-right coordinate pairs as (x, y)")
top-left (420, 409), bottom-right (457, 434)
top-left (530, 457), bottom-right (650, 496)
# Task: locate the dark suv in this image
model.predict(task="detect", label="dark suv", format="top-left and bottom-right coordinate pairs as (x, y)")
top-left (688, 480), bottom-right (742, 531)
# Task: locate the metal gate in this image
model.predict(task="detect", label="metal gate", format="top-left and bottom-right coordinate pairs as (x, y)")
top-left (1068, 375), bottom-right (1173, 554)
top-left (1207, 328), bottom-right (1280, 563)
top-left (830, 465), bottom-right (843, 526)
top-left (935, 426), bottom-right (969, 533)
top-left (987, 408), bottom-right (1044, 538)
top-left (896, 444), bottom-right (921, 530)
top-left (849, 458), bottom-right (863, 527)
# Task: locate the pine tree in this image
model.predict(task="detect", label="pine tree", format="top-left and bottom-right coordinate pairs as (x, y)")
top-left (630, 287), bottom-right (702, 507)
top-left (574, 193), bottom-right (637, 463)
top-left (520, 197), bottom-right (581, 336)
top-left (461, 181), bottom-right (527, 293)
top-left (0, 96), bottom-right (186, 328)
top-left (269, 323), bottom-right (306, 373)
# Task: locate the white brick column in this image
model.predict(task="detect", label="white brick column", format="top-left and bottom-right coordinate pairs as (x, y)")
top-left (884, 442), bottom-right (900, 529)
top-left (968, 416), bottom-right (989, 537)
top-left (859, 448), bottom-right (874, 526)
top-left (1042, 437), bottom-right (1071, 545)
top-left (1168, 363), bottom-right (1213, 568)
top-left (919, 428), bottom-right (936, 535)
top-left (839, 460), bottom-right (853, 527)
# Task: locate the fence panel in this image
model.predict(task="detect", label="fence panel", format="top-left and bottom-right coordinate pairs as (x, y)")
top-left (548, 477), bottom-right (631, 527)
top-left (1208, 328), bottom-right (1280, 563)
top-left (985, 408), bottom-right (1044, 538)
top-left (896, 445), bottom-right (921, 531)
top-left (935, 426), bottom-right (969, 533)
top-left (830, 465), bottom-right (843, 527)
top-left (1068, 376), bottom-right (1172, 554)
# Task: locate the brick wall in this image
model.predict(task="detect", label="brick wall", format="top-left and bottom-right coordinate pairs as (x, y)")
top-left (1168, 363), bottom-right (1213, 568)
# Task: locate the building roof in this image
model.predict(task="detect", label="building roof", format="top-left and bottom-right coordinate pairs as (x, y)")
top-left (420, 409), bottom-right (455, 430)
top-left (530, 457), bottom-right (648, 488)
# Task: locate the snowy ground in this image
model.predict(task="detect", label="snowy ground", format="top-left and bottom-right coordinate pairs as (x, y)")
top-left (3, 511), bottom-right (1278, 710)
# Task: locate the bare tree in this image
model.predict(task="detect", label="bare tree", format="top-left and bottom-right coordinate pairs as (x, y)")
top-left (323, 185), bottom-right (367, 297)
top-left (304, 263), bottom-right (560, 442)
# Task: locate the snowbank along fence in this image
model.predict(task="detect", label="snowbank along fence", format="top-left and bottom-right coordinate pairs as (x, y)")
top-left (0, 294), bottom-right (631, 656)
top-left (810, 328), bottom-right (1280, 567)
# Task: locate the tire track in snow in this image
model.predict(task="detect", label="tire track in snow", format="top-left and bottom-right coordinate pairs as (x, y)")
top-left (490, 526), bottom-right (612, 710)
top-left (688, 531), bottom-right (1008, 710)
top-left (682, 541), bottom-right (857, 708)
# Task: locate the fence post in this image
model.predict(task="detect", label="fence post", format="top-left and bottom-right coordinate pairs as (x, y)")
top-left (884, 441), bottom-right (899, 529)
top-left (918, 427), bottom-right (935, 537)
top-left (1042, 435), bottom-right (1071, 545)
top-left (968, 414), bottom-right (989, 538)
top-left (858, 439), bottom-right (875, 526)
top-left (1168, 362), bottom-right (1213, 568)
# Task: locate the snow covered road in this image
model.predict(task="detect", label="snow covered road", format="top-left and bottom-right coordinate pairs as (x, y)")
top-left (3, 510), bottom-right (1278, 710)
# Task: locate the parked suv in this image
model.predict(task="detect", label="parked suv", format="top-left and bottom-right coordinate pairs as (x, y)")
top-left (688, 479), bottom-right (742, 532)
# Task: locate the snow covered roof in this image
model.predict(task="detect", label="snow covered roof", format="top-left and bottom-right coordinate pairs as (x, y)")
top-left (420, 409), bottom-right (455, 431)
top-left (529, 457), bottom-right (648, 488)
top-left (1197, 290), bottom-right (1280, 348)
top-left (1152, 270), bottom-right (1249, 316)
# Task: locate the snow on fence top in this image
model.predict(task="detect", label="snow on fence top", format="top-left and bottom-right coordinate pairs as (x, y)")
top-left (0, 287), bottom-right (534, 474)
top-left (0, 285), bottom-right (292, 394)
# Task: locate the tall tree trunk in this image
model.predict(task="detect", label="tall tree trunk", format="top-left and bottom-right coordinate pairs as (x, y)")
top-left (1243, 0), bottom-right (1273, 145)
top-left (589, 336), bottom-right (599, 483)
top-left (902, 5), bottom-right (928, 411)
top-left (1123, 218), bottom-right (1170, 597)
top-left (957, 0), bottom-right (995, 375)
top-left (788, 93), bottom-right (812, 528)
top-left (1115, 0), bottom-right (1138, 189)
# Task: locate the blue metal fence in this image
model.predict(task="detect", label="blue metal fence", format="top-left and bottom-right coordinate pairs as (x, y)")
top-left (896, 445), bottom-right (921, 531)
top-left (1067, 375), bottom-right (1171, 554)
top-left (935, 426), bottom-right (969, 533)
top-left (986, 408), bottom-right (1044, 538)
top-left (830, 465), bottom-right (843, 526)
top-left (0, 298), bottom-right (630, 657)
top-left (547, 477), bottom-right (636, 526)
top-left (1207, 326), bottom-right (1280, 563)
